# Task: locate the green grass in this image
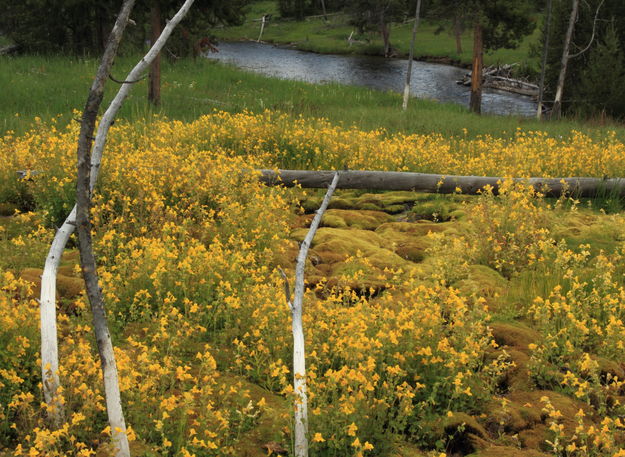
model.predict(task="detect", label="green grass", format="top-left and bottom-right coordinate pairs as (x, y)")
top-left (214, 1), bottom-right (540, 68)
top-left (1, 53), bottom-right (622, 139)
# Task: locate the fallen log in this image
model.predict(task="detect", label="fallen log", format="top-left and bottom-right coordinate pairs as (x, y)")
top-left (259, 169), bottom-right (625, 198)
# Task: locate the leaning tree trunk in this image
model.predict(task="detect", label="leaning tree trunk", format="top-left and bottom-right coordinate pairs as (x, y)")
top-left (39, 0), bottom-right (196, 437)
top-left (286, 172), bottom-right (340, 457)
top-left (552, 0), bottom-right (579, 119)
top-left (148, 1), bottom-right (162, 106)
top-left (537, 0), bottom-right (553, 119)
top-left (402, 0), bottom-right (422, 111)
top-left (469, 21), bottom-right (483, 114)
top-left (76, 1), bottom-right (197, 454)
top-left (39, 0), bottom-right (137, 430)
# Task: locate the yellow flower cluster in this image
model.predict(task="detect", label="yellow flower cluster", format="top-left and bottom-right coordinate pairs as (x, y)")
top-left (2, 112), bottom-right (625, 456)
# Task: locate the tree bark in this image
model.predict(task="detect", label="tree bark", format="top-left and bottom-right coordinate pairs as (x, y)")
top-left (402, 0), bottom-right (422, 111)
top-left (470, 21), bottom-right (483, 114)
top-left (380, 12), bottom-right (391, 57)
top-left (258, 169), bottom-right (625, 198)
top-left (289, 172), bottom-right (340, 457)
top-left (552, 0), bottom-right (579, 119)
top-left (454, 14), bottom-right (463, 54)
top-left (39, 0), bottom-right (195, 435)
top-left (75, 1), bottom-right (197, 454)
top-left (148, 1), bottom-right (162, 106)
top-left (537, 0), bottom-right (552, 120)
top-left (40, 0), bottom-right (136, 430)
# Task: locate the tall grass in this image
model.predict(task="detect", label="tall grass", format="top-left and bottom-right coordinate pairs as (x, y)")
top-left (1, 53), bottom-right (624, 139)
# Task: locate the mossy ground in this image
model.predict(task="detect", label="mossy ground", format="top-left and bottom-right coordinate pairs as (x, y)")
top-left (4, 186), bottom-right (625, 456)
top-left (273, 189), bottom-right (625, 456)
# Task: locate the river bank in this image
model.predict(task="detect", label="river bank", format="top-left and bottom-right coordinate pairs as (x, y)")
top-left (212, 1), bottom-right (540, 73)
top-left (204, 41), bottom-right (537, 117)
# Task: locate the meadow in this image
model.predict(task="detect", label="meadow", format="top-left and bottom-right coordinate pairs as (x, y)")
top-left (2, 108), bottom-right (625, 457)
top-left (3, 54), bottom-right (624, 140)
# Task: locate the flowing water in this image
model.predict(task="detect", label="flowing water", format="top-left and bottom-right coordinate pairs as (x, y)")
top-left (206, 41), bottom-right (537, 117)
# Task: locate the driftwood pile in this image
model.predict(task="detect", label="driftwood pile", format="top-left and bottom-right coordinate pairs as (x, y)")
top-left (458, 64), bottom-right (539, 98)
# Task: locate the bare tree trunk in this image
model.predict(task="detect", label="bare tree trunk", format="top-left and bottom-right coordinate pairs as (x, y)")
top-left (380, 14), bottom-right (391, 57)
top-left (552, 0), bottom-right (579, 119)
top-left (40, 0), bottom-right (136, 430)
top-left (76, 1), bottom-right (197, 455)
top-left (537, 0), bottom-right (553, 119)
top-left (39, 0), bottom-right (195, 436)
top-left (148, 2), bottom-right (162, 106)
top-left (470, 21), bottom-right (483, 114)
top-left (258, 15), bottom-right (266, 42)
top-left (454, 14), bottom-right (463, 54)
top-left (320, 0), bottom-right (327, 21)
top-left (284, 172), bottom-right (340, 457)
top-left (258, 169), bottom-right (625, 198)
top-left (402, 0), bottom-right (422, 111)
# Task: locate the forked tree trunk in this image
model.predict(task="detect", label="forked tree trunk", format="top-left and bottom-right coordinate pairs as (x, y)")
top-left (402, 0), bottom-right (422, 111)
top-left (39, 0), bottom-right (196, 438)
top-left (552, 0), bottom-right (579, 119)
top-left (148, 2), bottom-right (162, 106)
top-left (470, 21), bottom-right (483, 114)
top-left (77, 1), bottom-right (196, 455)
top-left (537, 0), bottom-right (553, 119)
top-left (40, 0), bottom-right (137, 429)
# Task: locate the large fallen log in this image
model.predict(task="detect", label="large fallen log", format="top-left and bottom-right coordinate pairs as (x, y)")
top-left (259, 169), bottom-right (625, 198)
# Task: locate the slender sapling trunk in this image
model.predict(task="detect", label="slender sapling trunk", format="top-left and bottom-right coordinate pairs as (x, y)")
top-left (552, 0), bottom-right (579, 119)
top-left (402, 0), bottom-right (422, 110)
top-left (282, 172), bottom-right (340, 457)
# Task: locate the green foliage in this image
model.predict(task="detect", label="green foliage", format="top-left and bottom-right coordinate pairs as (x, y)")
top-left (0, 0), bottom-right (247, 55)
top-left (573, 22), bottom-right (625, 118)
top-left (542, 0), bottom-right (625, 118)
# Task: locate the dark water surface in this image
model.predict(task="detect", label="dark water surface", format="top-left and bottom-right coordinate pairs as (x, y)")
top-left (206, 41), bottom-right (537, 117)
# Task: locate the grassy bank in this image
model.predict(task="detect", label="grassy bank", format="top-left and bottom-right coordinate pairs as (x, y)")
top-left (213, 1), bottom-right (540, 68)
top-left (1, 54), bottom-right (622, 140)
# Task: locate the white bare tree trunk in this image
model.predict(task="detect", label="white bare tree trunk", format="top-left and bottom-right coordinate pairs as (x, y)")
top-left (39, 0), bottom-right (137, 427)
top-left (402, 0), bottom-right (422, 111)
top-left (285, 172), bottom-right (340, 457)
top-left (552, 0), bottom-right (578, 118)
top-left (258, 15), bottom-right (266, 42)
top-left (39, 0), bottom-right (196, 439)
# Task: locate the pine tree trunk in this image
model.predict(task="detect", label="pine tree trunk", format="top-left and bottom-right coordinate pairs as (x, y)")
top-left (552, 0), bottom-right (579, 119)
top-left (454, 14), bottom-right (462, 54)
top-left (380, 15), bottom-right (391, 57)
top-left (320, 0), bottom-right (327, 21)
top-left (470, 21), bottom-right (483, 114)
top-left (148, 2), bottom-right (162, 106)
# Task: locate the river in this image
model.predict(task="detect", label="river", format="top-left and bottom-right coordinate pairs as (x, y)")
top-left (205, 41), bottom-right (537, 117)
